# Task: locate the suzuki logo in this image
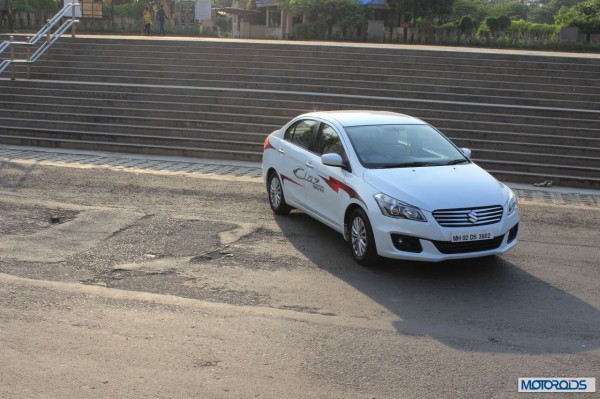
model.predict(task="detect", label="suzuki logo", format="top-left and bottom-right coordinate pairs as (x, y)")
top-left (467, 211), bottom-right (479, 224)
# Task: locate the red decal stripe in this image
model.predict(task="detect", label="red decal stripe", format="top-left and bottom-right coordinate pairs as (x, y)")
top-left (320, 175), bottom-right (365, 206)
top-left (281, 174), bottom-right (303, 187)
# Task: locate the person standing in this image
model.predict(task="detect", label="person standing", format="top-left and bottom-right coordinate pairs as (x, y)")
top-left (0, 0), bottom-right (15, 33)
top-left (142, 6), bottom-right (152, 35)
top-left (156, 4), bottom-right (168, 36)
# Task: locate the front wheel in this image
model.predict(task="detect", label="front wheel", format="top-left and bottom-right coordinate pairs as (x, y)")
top-left (268, 172), bottom-right (291, 215)
top-left (349, 209), bottom-right (380, 266)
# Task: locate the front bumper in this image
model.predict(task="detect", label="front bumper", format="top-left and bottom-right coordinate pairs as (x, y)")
top-left (371, 210), bottom-right (520, 262)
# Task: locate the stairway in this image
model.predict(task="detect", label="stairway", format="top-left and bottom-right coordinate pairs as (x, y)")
top-left (1, 36), bottom-right (599, 188)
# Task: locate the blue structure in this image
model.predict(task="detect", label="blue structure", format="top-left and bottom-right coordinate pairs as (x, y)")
top-left (359, 0), bottom-right (386, 5)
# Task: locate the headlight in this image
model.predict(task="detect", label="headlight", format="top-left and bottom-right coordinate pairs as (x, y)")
top-left (374, 193), bottom-right (427, 222)
top-left (506, 190), bottom-right (518, 215)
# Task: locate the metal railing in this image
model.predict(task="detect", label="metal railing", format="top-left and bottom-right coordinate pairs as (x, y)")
top-left (0, 1), bottom-right (80, 79)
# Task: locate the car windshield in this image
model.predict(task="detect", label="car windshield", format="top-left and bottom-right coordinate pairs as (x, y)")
top-left (345, 124), bottom-right (469, 169)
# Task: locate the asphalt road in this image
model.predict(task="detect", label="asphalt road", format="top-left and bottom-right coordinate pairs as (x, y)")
top-left (1, 154), bottom-right (599, 398)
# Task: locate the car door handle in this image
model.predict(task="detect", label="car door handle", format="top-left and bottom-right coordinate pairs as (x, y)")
top-left (278, 148), bottom-right (285, 154)
top-left (305, 162), bottom-right (314, 168)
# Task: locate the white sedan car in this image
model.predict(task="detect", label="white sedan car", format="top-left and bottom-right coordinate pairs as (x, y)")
top-left (262, 111), bottom-right (519, 265)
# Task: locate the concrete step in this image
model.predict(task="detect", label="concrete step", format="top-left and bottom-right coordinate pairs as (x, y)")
top-left (4, 87), bottom-right (599, 123)
top-left (459, 141), bottom-right (600, 167)
top-left (444, 128), bottom-right (600, 149)
top-left (0, 115), bottom-right (276, 139)
top-left (24, 63), bottom-right (600, 103)
top-left (477, 158), bottom-right (600, 188)
top-left (15, 71), bottom-right (599, 110)
top-left (431, 118), bottom-right (600, 139)
top-left (0, 126), bottom-right (265, 154)
top-left (0, 105), bottom-right (288, 127)
top-left (0, 133), bottom-right (262, 162)
top-left (4, 80), bottom-right (599, 121)
top-left (36, 55), bottom-right (600, 89)
top-left (51, 38), bottom-right (600, 72)
top-left (3, 100), bottom-right (598, 151)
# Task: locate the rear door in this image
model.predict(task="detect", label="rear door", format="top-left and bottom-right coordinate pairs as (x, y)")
top-left (304, 122), bottom-right (352, 230)
top-left (278, 119), bottom-right (317, 208)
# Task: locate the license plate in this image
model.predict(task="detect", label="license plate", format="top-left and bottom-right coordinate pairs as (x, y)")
top-left (451, 229), bottom-right (494, 243)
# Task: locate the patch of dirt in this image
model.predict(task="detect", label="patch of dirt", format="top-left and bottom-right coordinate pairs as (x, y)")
top-left (0, 202), bottom-right (79, 235)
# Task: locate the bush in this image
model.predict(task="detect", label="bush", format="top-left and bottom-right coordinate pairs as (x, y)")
top-left (508, 19), bottom-right (558, 34)
top-left (438, 21), bottom-right (458, 30)
top-left (459, 16), bottom-right (474, 33)
top-left (110, 1), bottom-right (146, 18)
top-left (293, 22), bottom-right (328, 40)
top-left (484, 16), bottom-right (498, 32)
top-left (12, 0), bottom-right (59, 13)
top-left (497, 15), bottom-right (511, 31)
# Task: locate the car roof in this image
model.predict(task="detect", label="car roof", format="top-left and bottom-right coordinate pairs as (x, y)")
top-left (301, 110), bottom-right (425, 127)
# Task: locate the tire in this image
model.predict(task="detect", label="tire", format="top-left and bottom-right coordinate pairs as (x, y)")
top-left (268, 172), bottom-right (291, 215)
top-left (349, 208), bottom-right (380, 266)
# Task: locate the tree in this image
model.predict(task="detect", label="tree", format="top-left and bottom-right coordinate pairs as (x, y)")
top-left (486, 0), bottom-right (529, 20)
top-left (555, 0), bottom-right (600, 33)
top-left (386, 0), bottom-right (456, 27)
top-left (283, 0), bottom-right (365, 38)
top-left (452, 0), bottom-right (486, 22)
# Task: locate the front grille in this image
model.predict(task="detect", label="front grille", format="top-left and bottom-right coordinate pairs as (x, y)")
top-left (432, 235), bottom-right (505, 254)
top-left (433, 205), bottom-right (503, 227)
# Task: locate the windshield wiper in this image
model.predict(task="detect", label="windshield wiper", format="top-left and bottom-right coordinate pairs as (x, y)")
top-left (444, 159), bottom-right (469, 165)
top-left (379, 162), bottom-right (442, 168)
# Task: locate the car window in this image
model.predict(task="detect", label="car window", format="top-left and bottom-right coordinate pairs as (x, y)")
top-left (314, 124), bottom-right (346, 159)
top-left (284, 119), bottom-right (317, 150)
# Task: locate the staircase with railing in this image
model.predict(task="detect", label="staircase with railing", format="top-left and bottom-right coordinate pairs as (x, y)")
top-left (0, 1), bottom-right (79, 78)
top-left (1, 34), bottom-right (599, 188)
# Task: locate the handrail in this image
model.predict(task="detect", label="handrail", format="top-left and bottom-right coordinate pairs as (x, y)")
top-left (25, 1), bottom-right (80, 46)
top-left (0, 1), bottom-right (79, 79)
top-left (30, 19), bottom-right (78, 63)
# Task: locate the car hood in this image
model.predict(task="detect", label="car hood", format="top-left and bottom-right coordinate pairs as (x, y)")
top-left (363, 164), bottom-right (509, 212)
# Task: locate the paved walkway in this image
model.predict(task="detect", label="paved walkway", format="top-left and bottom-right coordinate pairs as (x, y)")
top-left (5, 33), bottom-right (600, 60)
top-left (1, 144), bottom-right (599, 207)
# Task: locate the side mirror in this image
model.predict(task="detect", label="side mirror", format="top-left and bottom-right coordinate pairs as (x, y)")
top-left (461, 148), bottom-right (472, 158)
top-left (321, 153), bottom-right (343, 167)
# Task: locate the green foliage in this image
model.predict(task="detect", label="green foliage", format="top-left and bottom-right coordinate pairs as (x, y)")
top-left (555, 0), bottom-right (600, 33)
top-left (497, 15), bottom-right (511, 30)
top-left (476, 19), bottom-right (490, 35)
top-left (293, 21), bottom-right (327, 39)
top-left (111, 1), bottom-right (145, 18)
top-left (452, 0), bottom-right (486, 22)
top-left (488, 0), bottom-right (528, 20)
top-left (484, 16), bottom-right (498, 32)
top-left (458, 15), bottom-right (474, 32)
top-left (284, 0), bottom-right (365, 38)
top-left (438, 21), bottom-right (458, 29)
top-left (508, 19), bottom-right (559, 34)
top-left (12, 0), bottom-right (59, 13)
top-left (215, 13), bottom-right (229, 34)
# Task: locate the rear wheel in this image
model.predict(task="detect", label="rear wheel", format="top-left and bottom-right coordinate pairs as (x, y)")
top-left (349, 208), bottom-right (380, 266)
top-left (268, 172), bottom-right (291, 215)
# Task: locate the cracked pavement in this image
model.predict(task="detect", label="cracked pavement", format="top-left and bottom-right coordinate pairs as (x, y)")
top-left (1, 151), bottom-right (599, 398)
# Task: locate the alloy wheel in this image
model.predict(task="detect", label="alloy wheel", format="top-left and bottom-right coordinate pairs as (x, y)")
top-left (351, 216), bottom-right (367, 258)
